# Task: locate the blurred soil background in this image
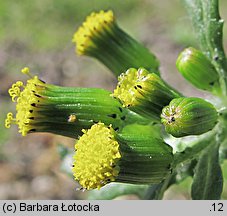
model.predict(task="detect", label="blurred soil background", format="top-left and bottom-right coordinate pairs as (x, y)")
top-left (0, 0), bottom-right (227, 199)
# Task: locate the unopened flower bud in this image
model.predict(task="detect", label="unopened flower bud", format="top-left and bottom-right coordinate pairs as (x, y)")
top-left (161, 97), bottom-right (218, 137)
top-left (176, 47), bottom-right (220, 93)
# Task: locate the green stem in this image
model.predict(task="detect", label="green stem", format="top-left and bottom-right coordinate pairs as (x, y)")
top-left (155, 173), bottom-right (175, 200)
top-left (173, 132), bottom-right (215, 166)
top-left (144, 171), bottom-right (176, 200)
top-left (173, 120), bottom-right (226, 167)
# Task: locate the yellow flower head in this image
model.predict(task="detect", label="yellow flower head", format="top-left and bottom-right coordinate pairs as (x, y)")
top-left (72, 10), bottom-right (114, 55)
top-left (113, 68), bottom-right (159, 107)
top-left (5, 68), bottom-right (129, 138)
top-left (5, 67), bottom-right (46, 136)
top-left (72, 122), bottom-right (173, 189)
top-left (72, 123), bottom-right (121, 190)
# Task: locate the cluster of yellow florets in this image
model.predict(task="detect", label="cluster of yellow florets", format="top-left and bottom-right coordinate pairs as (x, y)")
top-left (72, 10), bottom-right (114, 55)
top-left (5, 67), bottom-right (45, 136)
top-left (113, 68), bottom-right (152, 107)
top-left (72, 123), bottom-right (121, 190)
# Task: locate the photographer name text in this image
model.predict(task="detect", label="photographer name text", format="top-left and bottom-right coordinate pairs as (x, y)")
top-left (2, 202), bottom-right (100, 213)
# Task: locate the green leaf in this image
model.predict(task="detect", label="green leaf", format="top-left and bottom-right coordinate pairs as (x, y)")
top-left (219, 138), bottom-right (227, 162)
top-left (191, 142), bottom-right (223, 200)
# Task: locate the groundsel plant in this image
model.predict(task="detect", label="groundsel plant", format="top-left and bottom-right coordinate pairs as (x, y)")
top-left (5, 0), bottom-right (227, 199)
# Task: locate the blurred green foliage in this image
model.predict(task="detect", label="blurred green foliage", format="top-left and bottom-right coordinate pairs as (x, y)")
top-left (0, 0), bottom-right (226, 52)
top-left (0, 0), bottom-right (143, 51)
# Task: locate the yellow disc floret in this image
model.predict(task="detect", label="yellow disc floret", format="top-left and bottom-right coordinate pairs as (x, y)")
top-left (5, 67), bottom-right (45, 136)
top-left (72, 123), bottom-right (121, 190)
top-left (113, 68), bottom-right (156, 107)
top-left (72, 10), bottom-right (114, 55)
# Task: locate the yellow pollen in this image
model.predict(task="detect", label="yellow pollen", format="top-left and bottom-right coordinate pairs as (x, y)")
top-left (72, 123), bottom-right (121, 190)
top-left (72, 10), bottom-right (114, 55)
top-left (113, 68), bottom-right (152, 107)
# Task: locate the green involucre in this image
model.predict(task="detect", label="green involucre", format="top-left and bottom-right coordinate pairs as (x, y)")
top-left (116, 124), bottom-right (173, 184)
top-left (73, 123), bottom-right (173, 190)
top-left (6, 73), bottom-right (131, 138)
top-left (72, 10), bottom-right (159, 76)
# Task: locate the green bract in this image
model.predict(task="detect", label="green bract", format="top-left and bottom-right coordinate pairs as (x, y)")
top-left (161, 97), bottom-right (218, 137)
